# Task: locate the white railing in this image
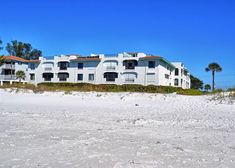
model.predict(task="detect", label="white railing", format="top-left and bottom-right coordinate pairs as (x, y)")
top-left (44, 67), bottom-right (53, 71)
top-left (125, 78), bottom-right (135, 82)
top-left (2, 64), bottom-right (15, 69)
top-left (106, 66), bottom-right (116, 70)
top-left (0, 75), bottom-right (16, 80)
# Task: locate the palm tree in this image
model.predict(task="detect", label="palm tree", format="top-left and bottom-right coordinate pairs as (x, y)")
top-left (205, 63), bottom-right (222, 91)
top-left (204, 84), bottom-right (211, 92)
top-left (16, 71), bottom-right (26, 82)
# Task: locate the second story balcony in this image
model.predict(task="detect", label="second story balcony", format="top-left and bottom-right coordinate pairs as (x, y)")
top-left (106, 66), bottom-right (116, 70)
top-left (123, 60), bottom-right (138, 70)
top-left (2, 64), bottom-right (15, 69)
top-left (44, 67), bottom-right (53, 71)
top-left (0, 75), bottom-right (16, 80)
top-left (58, 61), bottom-right (69, 71)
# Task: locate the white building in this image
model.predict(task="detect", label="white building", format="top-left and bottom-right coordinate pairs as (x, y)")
top-left (0, 52), bottom-right (191, 89)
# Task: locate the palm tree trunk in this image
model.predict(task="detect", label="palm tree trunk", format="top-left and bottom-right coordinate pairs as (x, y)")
top-left (212, 71), bottom-right (215, 91)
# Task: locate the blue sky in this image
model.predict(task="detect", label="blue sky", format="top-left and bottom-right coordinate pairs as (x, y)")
top-left (0, 0), bottom-right (235, 88)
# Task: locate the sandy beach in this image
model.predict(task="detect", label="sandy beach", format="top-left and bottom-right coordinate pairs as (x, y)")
top-left (0, 89), bottom-right (234, 168)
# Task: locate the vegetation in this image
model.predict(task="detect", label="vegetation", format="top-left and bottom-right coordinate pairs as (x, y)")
top-left (204, 84), bottom-right (211, 92)
top-left (190, 75), bottom-right (203, 90)
top-left (0, 82), bottom-right (203, 95)
top-left (0, 39), bottom-right (3, 51)
top-left (0, 39), bottom-right (4, 66)
top-left (16, 71), bottom-right (26, 82)
top-left (205, 63), bottom-right (222, 91)
top-left (6, 40), bottom-right (42, 60)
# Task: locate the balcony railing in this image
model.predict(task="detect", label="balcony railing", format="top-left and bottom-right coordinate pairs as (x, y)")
top-left (1, 64), bottom-right (15, 69)
top-left (0, 75), bottom-right (16, 80)
top-left (125, 78), bottom-right (135, 82)
top-left (44, 67), bottom-right (53, 71)
top-left (106, 66), bottom-right (116, 70)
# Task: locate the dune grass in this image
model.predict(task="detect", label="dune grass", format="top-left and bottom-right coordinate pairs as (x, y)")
top-left (0, 82), bottom-right (203, 95)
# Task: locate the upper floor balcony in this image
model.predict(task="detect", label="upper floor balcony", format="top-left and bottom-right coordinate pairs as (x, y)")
top-left (44, 67), bottom-right (53, 71)
top-left (106, 66), bottom-right (116, 70)
top-left (1, 64), bottom-right (15, 69)
top-left (0, 75), bottom-right (16, 80)
top-left (123, 60), bottom-right (138, 71)
top-left (58, 61), bottom-right (69, 71)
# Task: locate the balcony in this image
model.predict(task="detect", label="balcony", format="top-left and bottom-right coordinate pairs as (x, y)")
top-left (44, 67), bottom-right (53, 71)
top-left (2, 64), bottom-right (15, 69)
top-left (0, 75), bottom-right (16, 80)
top-left (125, 78), bottom-right (135, 83)
top-left (106, 66), bottom-right (116, 70)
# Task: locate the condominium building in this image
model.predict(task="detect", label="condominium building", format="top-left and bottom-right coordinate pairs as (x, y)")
top-left (0, 52), bottom-right (191, 89)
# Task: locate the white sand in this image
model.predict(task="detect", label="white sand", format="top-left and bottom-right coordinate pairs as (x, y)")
top-left (0, 89), bottom-right (234, 168)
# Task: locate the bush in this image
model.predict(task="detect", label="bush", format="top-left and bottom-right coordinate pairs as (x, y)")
top-left (0, 82), bottom-right (203, 95)
top-left (36, 83), bottom-right (202, 95)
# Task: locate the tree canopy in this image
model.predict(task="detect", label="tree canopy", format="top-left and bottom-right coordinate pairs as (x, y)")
top-left (204, 84), bottom-right (211, 92)
top-left (0, 39), bottom-right (3, 51)
top-left (6, 40), bottom-right (42, 60)
top-left (190, 75), bottom-right (203, 90)
top-left (205, 62), bottom-right (222, 91)
top-left (16, 70), bottom-right (26, 82)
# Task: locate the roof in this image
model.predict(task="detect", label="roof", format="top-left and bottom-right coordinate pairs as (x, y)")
top-left (142, 56), bottom-right (162, 59)
top-left (2, 56), bottom-right (40, 63)
top-left (140, 56), bottom-right (175, 69)
top-left (71, 57), bottom-right (101, 62)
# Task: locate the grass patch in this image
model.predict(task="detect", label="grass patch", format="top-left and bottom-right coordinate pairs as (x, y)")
top-left (0, 82), bottom-right (203, 95)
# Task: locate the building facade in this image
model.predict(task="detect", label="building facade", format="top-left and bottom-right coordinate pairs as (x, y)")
top-left (0, 52), bottom-right (191, 89)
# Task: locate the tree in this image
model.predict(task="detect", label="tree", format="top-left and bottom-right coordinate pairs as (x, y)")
top-left (0, 56), bottom-right (4, 66)
top-left (205, 63), bottom-right (222, 91)
top-left (0, 39), bottom-right (5, 66)
top-left (204, 84), bottom-right (211, 92)
top-left (0, 39), bottom-right (3, 51)
top-left (190, 75), bottom-right (203, 90)
top-left (6, 40), bottom-right (42, 60)
top-left (16, 71), bottom-right (26, 82)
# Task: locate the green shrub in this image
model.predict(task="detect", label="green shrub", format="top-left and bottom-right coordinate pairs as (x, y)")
top-left (0, 82), bottom-right (203, 96)
top-left (176, 89), bottom-right (203, 95)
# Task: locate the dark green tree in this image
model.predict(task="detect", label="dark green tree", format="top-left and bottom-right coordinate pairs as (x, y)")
top-left (204, 84), bottom-right (211, 92)
top-left (0, 39), bottom-right (3, 51)
top-left (0, 39), bottom-right (5, 66)
top-left (190, 75), bottom-right (203, 90)
top-left (16, 70), bottom-right (26, 82)
top-left (205, 63), bottom-right (222, 91)
top-left (6, 40), bottom-right (42, 60)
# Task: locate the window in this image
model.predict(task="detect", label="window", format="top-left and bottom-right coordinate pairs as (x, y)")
top-left (175, 68), bottom-right (179, 76)
top-left (88, 74), bottom-right (94, 81)
top-left (104, 72), bottom-right (118, 82)
top-left (148, 61), bottom-right (155, 68)
top-left (30, 74), bottom-right (35, 81)
top-left (78, 63), bottom-right (83, 69)
top-left (43, 73), bottom-right (53, 81)
top-left (165, 74), bottom-right (169, 79)
top-left (77, 74), bottom-right (83, 81)
top-left (104, 61), bottom-right (117, 70)
top-left (123, 73), bottom-right (137, 82)
top-left (58, 62), bottom-right (69, 70)
top-left (58, 73), bottom-right (69, 81)
top-left (174, 79), bottom-right (179, 86)
top-left (147, 73), bottom-right (155, 82)
top-left (123, 60), bottom-right (138, 69)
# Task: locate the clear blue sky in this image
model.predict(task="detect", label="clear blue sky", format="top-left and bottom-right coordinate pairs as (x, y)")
top-left (0, 0), bottom-right (235, 88)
